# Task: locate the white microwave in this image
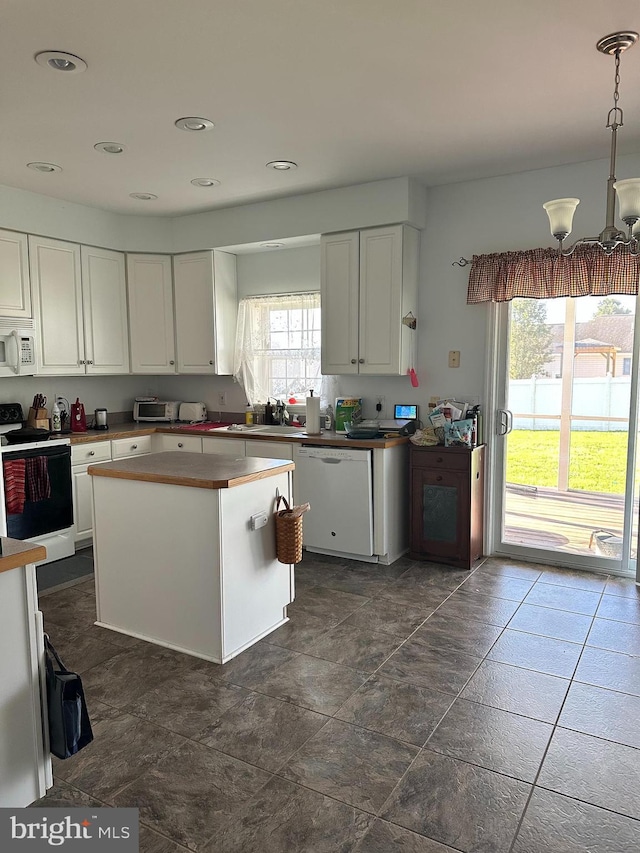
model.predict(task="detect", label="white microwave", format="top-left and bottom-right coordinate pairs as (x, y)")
top-left (0, 328), bottom-right (36, 377)
top-left (133, 400), bottom-right (181, 422)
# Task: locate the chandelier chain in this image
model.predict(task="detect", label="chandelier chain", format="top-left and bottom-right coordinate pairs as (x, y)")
top-left (608, 48), bottom-right (623, 129)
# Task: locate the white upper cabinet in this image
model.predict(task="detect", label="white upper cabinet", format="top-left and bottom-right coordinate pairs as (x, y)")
top-left (127, 254), bottom-right (176, 374)
top-left (81, 246), bottom-right (129, 374)
top-left (29, 236), bottom-right (84, 375)
top-left (321, 224), bottom-right (419, 375)
top-left (30, 237), bottom-right (129, 375)
top-left (0, 230), bottom-right (30, 318)
top-left (173, 250), bottom-right (237, 374)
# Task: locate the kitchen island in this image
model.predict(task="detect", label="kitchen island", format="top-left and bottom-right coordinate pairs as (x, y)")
top-left (88, 451), bottom-right (295, 664)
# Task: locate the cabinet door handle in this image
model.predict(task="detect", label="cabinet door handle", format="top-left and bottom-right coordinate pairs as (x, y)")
top-left (209, 360), bottom-right (213, 365)
top-left (178, 442), bottom-right (183, 448)
top-left (351, 358), bottom-right (357, 364)
top-left (169, 360), bottom-right (175, 365)
top-left (436, 475), bottom-right (443, 481)
top-left (79, 360), bottom-right (85, 365)
top-left (132, 444), bottom-right (138, 450)
top-left (87, 360), bottom-right (93, 365)
top-left (359, 358), bottom-right (365, 364)
top-left (89, 451), bottom-right (95, 456)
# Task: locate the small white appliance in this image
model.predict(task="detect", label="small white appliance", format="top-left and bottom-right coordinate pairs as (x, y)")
top-left (133, 400), bottom-right (181, 422)
top-left (0, 320), bottom-right (37, 377)
top-left (179, 402), bottom-right (207, 422)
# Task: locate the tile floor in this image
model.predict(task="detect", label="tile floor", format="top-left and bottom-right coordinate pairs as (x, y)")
top-left (32, 553), bottom-right (640, 852)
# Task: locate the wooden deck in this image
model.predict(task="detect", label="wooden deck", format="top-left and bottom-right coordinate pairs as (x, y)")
top-left (504, 484), bottom-right (635, 558)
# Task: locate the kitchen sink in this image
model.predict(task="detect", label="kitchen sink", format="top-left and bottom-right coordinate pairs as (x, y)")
top-left (206, 424), bottom-right (307, 437)
top-left (253, 425), bottom-right (308, 436)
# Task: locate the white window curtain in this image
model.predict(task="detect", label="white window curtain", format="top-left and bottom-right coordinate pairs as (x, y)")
top-left (234, 292), bottom-right (324, 406)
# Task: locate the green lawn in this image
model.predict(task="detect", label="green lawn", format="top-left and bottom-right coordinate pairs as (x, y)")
top-left (506, 430), bottom-right (630, 495)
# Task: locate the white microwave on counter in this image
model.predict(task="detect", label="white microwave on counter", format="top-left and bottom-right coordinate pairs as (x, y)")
top-left (133, 400), bottom-right (181, 422)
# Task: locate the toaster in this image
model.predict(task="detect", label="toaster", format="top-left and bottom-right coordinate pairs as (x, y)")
top-left (179, 402), bottom-right (207, 423)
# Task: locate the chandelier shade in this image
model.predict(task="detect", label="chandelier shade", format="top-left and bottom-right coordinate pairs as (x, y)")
top-left (543, 198), bottom-right (580, 240)
top-left (613, 178), bottom-right (640, 225)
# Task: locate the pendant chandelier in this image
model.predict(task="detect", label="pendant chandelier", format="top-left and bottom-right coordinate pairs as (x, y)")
top-left (543, 31), bottom-right (640, 256)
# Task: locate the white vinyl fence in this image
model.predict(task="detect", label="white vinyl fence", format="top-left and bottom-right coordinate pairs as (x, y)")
top-left (510, 376), bottom-right (631, 431)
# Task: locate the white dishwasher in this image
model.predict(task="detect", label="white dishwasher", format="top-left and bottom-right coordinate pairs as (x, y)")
top-left (294, 445), bottom-right (373, 557)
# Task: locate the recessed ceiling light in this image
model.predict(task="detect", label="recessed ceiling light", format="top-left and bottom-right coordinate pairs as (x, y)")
top-left (27, 162), bottom-right (62, 173)
top-left (34, 51), bottom-right (87, 73)
top-left (266, 160), bottom-right (298, 171)
top-left (261, 242), bottom-right (285, 249)
top-left (129, 193), bottom-right (158, 201)
top-left (94, 142), bottom-right (125, 154)
top-left (175, 117), bottom-right (214, 132)
top-left (190, 178), bottom-right (220, 187)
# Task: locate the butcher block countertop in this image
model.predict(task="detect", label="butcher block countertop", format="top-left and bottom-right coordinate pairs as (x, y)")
top-left (69, 422), bottom-right (408, 449)
top-left (88, 451), bottom-right (294, 490)
top-left (0, 538), bottom-right (46, 575)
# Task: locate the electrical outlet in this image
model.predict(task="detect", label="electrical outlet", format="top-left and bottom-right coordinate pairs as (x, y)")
top-left (218, 392), bottom-right (227, 407)
top-left (375, 396), bottom-right (385, 415)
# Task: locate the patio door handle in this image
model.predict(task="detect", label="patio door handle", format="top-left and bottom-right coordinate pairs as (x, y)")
top-left (497, 409), bottom-right (513, 436)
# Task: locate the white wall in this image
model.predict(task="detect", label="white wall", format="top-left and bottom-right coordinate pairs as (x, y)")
top-left (171, 177), bottom-right (422, 252)
top-left (0, 375), bottom-right (160, 423)
top-left (236, 246), bottom-right (320, 298)
top-left (0, 185), bottom-right (171, 253)
top-left (2, 155), bottom-right (640, 422)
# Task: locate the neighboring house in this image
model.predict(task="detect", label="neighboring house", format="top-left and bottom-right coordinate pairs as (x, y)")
top-left (543, 314), bottom-right (634, 378)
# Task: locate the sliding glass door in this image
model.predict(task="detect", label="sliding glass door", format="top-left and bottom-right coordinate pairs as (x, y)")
top-left (490, 294), bottom-right (640, 577)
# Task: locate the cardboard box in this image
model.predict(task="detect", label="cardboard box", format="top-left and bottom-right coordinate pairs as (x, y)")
top-left (334, 398), bottom-right (362, 433)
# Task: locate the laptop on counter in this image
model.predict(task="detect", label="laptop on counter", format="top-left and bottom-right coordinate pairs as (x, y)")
top-left (378, 404), bottom-right (419, 432)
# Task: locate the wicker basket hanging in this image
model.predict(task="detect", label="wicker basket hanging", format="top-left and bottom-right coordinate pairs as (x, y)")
top-left (275, 494), bottom-right (310, 564)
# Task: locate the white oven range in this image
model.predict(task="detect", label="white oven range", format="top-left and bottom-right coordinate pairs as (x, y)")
top-left (0, 409), bottom-right (73, 564)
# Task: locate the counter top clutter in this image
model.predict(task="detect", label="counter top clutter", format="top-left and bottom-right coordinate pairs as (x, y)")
top-left (88, 451), bottom-right (296, 664)
top-left (68, 421), bottom-right (408, 449)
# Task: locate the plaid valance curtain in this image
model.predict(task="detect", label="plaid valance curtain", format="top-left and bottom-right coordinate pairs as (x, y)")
top-left (467, 245), bottom-right (640, 304)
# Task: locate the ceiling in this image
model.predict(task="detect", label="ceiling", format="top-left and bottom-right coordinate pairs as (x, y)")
top-left (3, 0), bottom-right (640, 216)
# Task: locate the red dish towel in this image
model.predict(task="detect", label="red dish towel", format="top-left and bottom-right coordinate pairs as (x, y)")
top-left (26, 456), bottom-right (51, 502)
top-left (3, 458), bottom-right (26, 514)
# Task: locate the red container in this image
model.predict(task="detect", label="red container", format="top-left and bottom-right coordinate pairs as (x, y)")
top-left (70, 397), bottom-right (87, 432)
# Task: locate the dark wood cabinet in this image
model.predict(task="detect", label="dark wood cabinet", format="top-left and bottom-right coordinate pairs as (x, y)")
top-left (409, 444), bottom-right (484, 570)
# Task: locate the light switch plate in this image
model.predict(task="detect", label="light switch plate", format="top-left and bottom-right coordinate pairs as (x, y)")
top-left (250, 512), bottom-right (268, 531)
top-left (448, 350), bottom-right (460, 368)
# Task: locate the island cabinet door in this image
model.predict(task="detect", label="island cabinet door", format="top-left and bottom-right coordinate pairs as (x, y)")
top-left (220, 470), bottom-right (293, 660)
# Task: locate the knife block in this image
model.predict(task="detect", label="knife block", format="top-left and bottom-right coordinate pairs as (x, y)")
top-left (27, 407), bottom-right (49, 429)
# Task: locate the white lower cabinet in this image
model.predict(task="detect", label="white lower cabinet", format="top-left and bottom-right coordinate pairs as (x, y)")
top-left (152, 434), bottom-right (203, 453)
top-left (72, 437), bottom-right (153, 545)
top-left (72, 441), bottom-right (112, 545)
top-left (202, 437), bottom-right (246, 455)
top-left (111, 435), bottom-right (153, 459)
top-left (244, 440), bottom-right (294, 460)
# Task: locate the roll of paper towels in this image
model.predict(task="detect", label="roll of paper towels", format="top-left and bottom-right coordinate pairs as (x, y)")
top-left (305, 393), bottom-right (321, 434)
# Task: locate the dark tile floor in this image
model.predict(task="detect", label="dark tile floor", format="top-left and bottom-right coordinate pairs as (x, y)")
top-left (32, 553), bottom-right (640, 852)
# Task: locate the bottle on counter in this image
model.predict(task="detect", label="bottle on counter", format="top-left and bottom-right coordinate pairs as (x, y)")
top-left (324, 404), bottom-right (334, 431)
top-left (51, 398), bottom-right (62, 432)
top-left (245, 403), bottom-right (254, 425)
top-left (264, 400), bottom-right (273, 425)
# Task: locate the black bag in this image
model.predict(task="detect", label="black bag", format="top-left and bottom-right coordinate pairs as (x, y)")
top-left (44, 635), bottom-right (94, 759)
